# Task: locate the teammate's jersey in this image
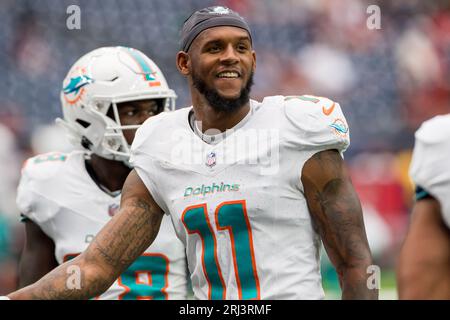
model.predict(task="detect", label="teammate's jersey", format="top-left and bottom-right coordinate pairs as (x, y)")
top-left (17, 151), bottom-right (188, 300)
top-left (409, 114), bottom-right (450, 229)
top-left (130, 95), bottom-right (350, 299)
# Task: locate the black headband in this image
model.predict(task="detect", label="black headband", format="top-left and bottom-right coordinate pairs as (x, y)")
top-left (180, 6), bottom-right (252, 52)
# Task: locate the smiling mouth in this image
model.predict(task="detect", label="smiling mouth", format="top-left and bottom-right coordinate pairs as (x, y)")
top-left (216, 71), bottom-right (240, 79)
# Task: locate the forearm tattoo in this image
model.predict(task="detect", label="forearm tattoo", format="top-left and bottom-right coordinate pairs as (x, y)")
top-left (302, 150), bottom-right (378, 299)
top-left (93, 197), bottom-right (161, 270)
top-left (11, 180), bottom-right (162, 300)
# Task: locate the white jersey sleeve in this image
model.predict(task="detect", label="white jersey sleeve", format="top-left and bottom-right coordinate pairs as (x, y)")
top-left (409, 115), bottom-right (450, 228)
top-left (130, 114), bottom-right (171, 214)
top-left (16, 152), bottom-right (68, 225)
top-left (283, 95), bottom-right (350, 155)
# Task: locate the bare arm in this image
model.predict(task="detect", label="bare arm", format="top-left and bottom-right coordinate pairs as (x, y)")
top-left (18, 220), bottom-right (58, 288)
top-left (397, 197), bottom-right (450, 299)
top-left (8, 170), bottom-right (164, 299)
top-left (301, 149), bottom-right (378, 300)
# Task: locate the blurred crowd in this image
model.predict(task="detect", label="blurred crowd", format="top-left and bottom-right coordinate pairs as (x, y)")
top-left (1, 0), bottom-right (450, 298)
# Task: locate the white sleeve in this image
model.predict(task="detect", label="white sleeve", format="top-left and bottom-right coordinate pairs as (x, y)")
top-left (16, 167), bottom-right (33, 219)
top-left (276, 95), bottom-right (351, 193)
top-left (283, 95), bottom-right (350, 156)
top-left (16, 156), bottom-right (63, 225)
top-left (130, 121), bottom-right (169, 214)
top-left (409, 115), bottom-right (450, 223)
top-left (133, 163), bottom-right (169, 215)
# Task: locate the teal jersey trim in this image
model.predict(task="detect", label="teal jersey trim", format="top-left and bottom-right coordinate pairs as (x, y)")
top-left (415, 186), bottom-right (431, 201)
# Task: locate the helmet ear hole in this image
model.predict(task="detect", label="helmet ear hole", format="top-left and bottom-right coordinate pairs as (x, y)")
top-left (81, 136), bottom-right (93, 150)
top-left (76, 119), bottom-right (91, 128)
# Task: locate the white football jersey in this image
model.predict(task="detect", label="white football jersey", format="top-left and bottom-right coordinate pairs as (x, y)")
top-left (409, 114), bottom-right (450, 229)
top-left (130, 95), bottom-right (350, 299)
top-left (17, 151), bottom-right (188, 300)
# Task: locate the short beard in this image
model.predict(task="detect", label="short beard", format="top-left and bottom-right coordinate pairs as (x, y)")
top-left (192, 70), bottom-right (254, 114)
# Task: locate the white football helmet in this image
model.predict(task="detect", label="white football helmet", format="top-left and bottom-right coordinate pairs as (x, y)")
top-left (57, 46), bottom-right (176, 165)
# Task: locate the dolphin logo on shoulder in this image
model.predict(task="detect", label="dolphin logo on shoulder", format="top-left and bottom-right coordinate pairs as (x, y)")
top-left (330, 118), bottom-right (349, 138)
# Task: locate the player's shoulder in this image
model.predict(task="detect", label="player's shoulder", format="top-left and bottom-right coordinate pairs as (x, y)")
top-left (410, 115), bottom-right (450, 221)
top-left (282, 94), bottom-right (344, 122)
top-left (261, 94), bottom-right (350, 150)
top-left (260, 94), bottom-right (345, 125)
top-left (21, 150), bottom-right (87, 183)
top-left (21, 151), bottom-right (71, 181)
top-left (17, 151), bottom-right (85, 223)
top-left (410, 114), bottom-right (450, 180)
top-left (132, 107), bottom-right (191, 154)
top-left (414, 114), bottom-right (450, 145)
top-left (136, 108), bottom-right (189, 137)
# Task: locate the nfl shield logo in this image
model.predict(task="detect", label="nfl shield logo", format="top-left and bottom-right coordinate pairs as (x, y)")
top-left (206, 151), bottom-right (216, 168)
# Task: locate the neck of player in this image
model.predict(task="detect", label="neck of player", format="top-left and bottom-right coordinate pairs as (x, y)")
top-left (191, 96), bottom-right (251, 133)
top-left (86, 154), bottom-right (131, 193)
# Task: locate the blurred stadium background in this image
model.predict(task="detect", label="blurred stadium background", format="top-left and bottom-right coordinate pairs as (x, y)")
top-left (1, 0), bottom-right (450, 299)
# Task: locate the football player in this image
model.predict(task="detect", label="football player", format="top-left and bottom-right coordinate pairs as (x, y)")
top-left (15, 47), bottom-right (188, 299)
top-left (4, 8), bottom-right (376, 300)
top-left (397, 115), bottom-right (450, 299)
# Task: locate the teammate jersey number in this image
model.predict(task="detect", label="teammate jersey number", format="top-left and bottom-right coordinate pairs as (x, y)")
top-left (64, 253), bottom-right (169, 300)
top-left (182, 200), bottom-right (260, 300)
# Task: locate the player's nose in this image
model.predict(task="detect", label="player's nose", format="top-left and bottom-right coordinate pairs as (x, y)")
top-left (137, 110), bottom-right (152, 124)
top-left (220, 44), bottom-right (239, 64)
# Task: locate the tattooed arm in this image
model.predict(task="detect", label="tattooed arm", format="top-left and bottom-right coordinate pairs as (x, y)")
top-left (7, 170), bottom-right (164, 300)
top-left (301, 149), bottom-right (378, 300)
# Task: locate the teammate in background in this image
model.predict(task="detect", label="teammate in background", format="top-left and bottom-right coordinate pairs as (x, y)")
top-left (16, 47), bottom-right (188, 299)
top-left (397, 115), bottom-right (450, 299)
top-left (5, 7), bottom-right (376, 300)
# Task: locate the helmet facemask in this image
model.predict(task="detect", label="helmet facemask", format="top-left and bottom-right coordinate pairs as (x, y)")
top-left (102, 98), bottom-right (167, 166)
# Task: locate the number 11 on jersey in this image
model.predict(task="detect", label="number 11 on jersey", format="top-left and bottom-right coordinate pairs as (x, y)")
top-left (182, 200), bottom-right (260, 300)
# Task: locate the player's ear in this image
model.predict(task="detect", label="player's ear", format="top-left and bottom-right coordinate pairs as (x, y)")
top-left (252, 50), bottom-right (256, 73)
top-left (176, 51), bottom-right (190, 76)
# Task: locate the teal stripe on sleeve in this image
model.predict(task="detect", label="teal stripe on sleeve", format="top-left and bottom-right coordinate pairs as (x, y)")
top-left (415, 186), bottom-right (431, 201)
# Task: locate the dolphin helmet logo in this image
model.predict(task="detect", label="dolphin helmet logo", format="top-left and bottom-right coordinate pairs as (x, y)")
top-left (63, 75), bottom-right (94, 95)
top-left (62, 74), bottom-right (94, 104)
